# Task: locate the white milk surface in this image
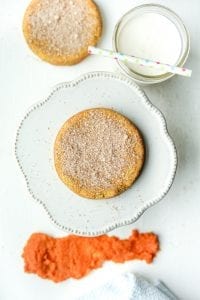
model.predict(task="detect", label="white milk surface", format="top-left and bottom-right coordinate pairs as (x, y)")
top-left (117, 12), bottom-right (182, 76)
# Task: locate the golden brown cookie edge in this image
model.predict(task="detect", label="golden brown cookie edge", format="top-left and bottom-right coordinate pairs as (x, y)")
top-left (22, 0), bottom-right (102, 65)
top-left (54, 108), bottom-right (145, 199)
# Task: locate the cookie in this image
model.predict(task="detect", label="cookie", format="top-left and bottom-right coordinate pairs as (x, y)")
top-left (54, 108), bottom-right (145, 199)
top-left (23, 0), bottom-right (102, 65)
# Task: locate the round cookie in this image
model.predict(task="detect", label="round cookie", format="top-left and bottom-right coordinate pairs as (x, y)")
top-left (54, 108), bottom-right (145, 199)
top-left (23, 0), bottom-right (102, 65)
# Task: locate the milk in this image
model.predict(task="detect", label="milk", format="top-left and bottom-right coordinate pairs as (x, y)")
top-left (117, 12), bottom-right (182, 76)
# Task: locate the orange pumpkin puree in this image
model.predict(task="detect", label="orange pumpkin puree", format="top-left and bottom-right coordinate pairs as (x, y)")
top-left (22, 230), bottom-right (159, 282)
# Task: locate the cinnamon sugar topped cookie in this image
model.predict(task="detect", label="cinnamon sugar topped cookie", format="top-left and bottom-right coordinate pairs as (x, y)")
top-left (23, 0), bottom-right (102, 65)
top-left (54, 108), bottom-right (145, 199)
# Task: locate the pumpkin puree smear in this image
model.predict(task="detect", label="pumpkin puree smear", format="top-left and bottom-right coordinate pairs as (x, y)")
top-left (22, 230), bottom-right (159, 282)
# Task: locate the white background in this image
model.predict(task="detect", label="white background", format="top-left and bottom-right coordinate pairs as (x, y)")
top-left (0, 0), bottom-right (199, 299)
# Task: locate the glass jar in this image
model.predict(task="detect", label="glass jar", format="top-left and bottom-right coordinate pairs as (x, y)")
top-left (113, 4), bottom-right (190, 85)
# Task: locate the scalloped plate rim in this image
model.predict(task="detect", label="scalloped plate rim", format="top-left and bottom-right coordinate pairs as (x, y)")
top-left (15, 71), bottom-right (177, 236)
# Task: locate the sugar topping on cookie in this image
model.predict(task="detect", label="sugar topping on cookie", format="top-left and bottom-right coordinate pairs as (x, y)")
top-left (58, 110), bottom-right (137, 188)
top-left (54, 108), bottom-right (144, 199)
top-left (23, 0), bottom-right (102, 64)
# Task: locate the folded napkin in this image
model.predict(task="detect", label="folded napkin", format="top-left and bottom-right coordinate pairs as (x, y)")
top-left (74, 272), bottom-right (177, 300)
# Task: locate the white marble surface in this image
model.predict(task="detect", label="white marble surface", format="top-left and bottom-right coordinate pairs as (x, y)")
top-left (0, 0), bottom-right (199, 299)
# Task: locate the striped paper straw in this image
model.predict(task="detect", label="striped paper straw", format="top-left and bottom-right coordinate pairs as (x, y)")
top-left (88, 46), bottom-right (192, 77)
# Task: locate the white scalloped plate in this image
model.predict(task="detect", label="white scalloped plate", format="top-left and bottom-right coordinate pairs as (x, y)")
top-left (15, 72), bottom-right (177, 236)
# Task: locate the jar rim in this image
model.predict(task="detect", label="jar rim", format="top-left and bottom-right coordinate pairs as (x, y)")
top-left (113, 4), bottom-right (190, 84)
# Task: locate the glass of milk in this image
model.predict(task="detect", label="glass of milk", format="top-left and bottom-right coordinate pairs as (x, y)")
top-left (113, 4), bottom-right (190, 84)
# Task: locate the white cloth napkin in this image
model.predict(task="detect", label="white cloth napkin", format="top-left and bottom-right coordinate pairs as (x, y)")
top-left (74, 272), bottom-right (177, 300)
